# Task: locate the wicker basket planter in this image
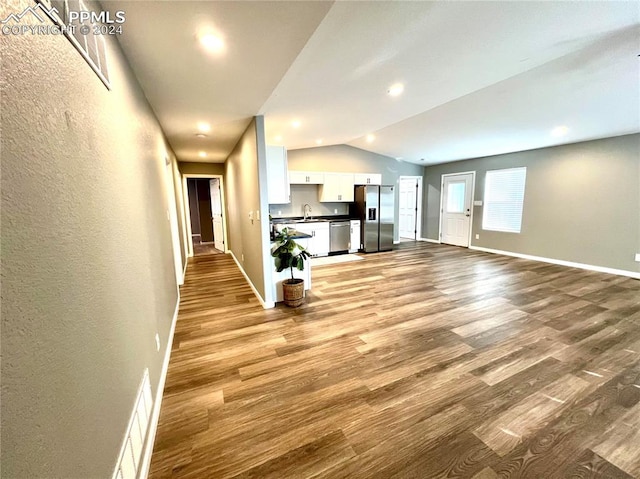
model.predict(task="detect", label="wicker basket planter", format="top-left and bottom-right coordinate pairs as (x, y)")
top-left (282, 278), bottom-right (305, 307)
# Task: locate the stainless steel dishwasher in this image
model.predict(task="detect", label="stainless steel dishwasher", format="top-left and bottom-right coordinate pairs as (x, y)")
top-left (329, 220), bottom-right (351, 253)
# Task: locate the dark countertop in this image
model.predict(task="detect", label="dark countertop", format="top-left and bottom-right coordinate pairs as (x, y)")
top-left (270, 229), bottom-right (312, 241)
top-left (271, 215), bottom-right (356, 224)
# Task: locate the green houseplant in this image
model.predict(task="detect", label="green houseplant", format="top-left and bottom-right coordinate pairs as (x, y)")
top-left (271, 227), bottom-right (311, 307)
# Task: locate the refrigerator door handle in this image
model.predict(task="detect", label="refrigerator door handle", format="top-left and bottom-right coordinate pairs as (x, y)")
top-left (368, 208), bottom-right (377, 221)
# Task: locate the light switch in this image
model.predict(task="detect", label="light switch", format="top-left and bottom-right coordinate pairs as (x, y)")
top-left (248, 211), bottom-right (253, 220)
top-left (256, 210), bottom-right (260, 220)
top-left (635, 253), bottom-right (640, 262)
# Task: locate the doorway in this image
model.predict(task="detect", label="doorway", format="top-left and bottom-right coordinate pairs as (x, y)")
top-left (398, 176), bottom-right (423, 240)
top-left (439, 171), bottom-right (475, 247)
top-left (183, 175), bottom-right (228, 257)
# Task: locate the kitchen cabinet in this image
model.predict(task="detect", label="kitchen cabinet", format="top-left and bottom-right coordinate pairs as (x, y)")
top-left (289, 171), bottom-right (324, 185)
top-left (266, 146), bottom-right (290, 204)
top-left (354, 173), bottom-right (382, 185)
top-left (293, 221), bottom-right (330, 257)
top-left (319, 173), bottom-right (354, 202)
top-left (349, 220), bottom-right (361, 252)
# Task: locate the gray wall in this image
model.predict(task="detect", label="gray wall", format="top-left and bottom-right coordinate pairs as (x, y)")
top-left (285, 145), bottom-right (424, 240)
top-left (224, 117), bottom-right (272, 303)
top-left (422, 134), bottom-right (640, 274)
top-left (0, 0), bottom-right (183, 476)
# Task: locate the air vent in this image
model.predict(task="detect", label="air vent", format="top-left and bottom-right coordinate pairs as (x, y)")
top-left (36, 0), bottom-right (112, 88)
top-left (113, 369), bottom-right (153, 479)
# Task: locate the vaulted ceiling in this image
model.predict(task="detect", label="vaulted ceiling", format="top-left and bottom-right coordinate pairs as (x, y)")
top-left (109, 1), bottom-right (639, 165)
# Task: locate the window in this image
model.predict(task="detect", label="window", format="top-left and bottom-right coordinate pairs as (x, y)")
top-left (482, 167), bottom-right (526, 233)
top-left (446, 181), bottom-right (465, 213)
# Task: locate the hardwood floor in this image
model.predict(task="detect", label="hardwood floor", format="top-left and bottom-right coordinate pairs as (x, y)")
top-left (149, 242), bottom-right (640, 479)
top-left (192, 242), bottom-right (222, 256)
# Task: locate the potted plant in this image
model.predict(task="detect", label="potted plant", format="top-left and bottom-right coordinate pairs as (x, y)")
top-left (271, 227), bottom-right (311, 307)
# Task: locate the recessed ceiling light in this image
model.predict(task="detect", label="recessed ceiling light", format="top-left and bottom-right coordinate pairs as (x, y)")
top-left (195, 133), bottom-right (208, 138)
top-left (366, 134), bottom-right (375, 143)
top-left (275, 135), bottom-right (283, 142)
top-left (551, 125), bottom-right (569, 137)
top-left (292, 120), bottom-right (301, 129)
top-left (198, 32), bottom-right (224, 53)
top-left (387, 83), bottom-right (404, 97)
top-left (198, 151), bottom-right (207, 158)
top-left (316, 139), bottom-right (323, 145)
top-left (197, 122), bottom-right (210, 133)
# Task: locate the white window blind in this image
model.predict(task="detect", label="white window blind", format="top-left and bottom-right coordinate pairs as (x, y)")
top-left (482, 167), bottom-right (526, 233)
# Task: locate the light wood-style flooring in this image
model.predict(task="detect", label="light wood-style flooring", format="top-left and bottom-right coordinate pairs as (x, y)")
top-left (150, 242), bottom-right (640, 478)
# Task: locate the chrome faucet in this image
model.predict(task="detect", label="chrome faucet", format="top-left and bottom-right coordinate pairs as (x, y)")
top-left (303, 204), bottom-right (312, 220)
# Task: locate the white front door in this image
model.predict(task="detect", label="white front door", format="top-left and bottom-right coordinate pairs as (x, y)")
top-left (399, 178), bottom-right (418, 239)
top-left (209, 179), bottom-right (224, 252)
top-left (441, 173), bottom-right (473, 247)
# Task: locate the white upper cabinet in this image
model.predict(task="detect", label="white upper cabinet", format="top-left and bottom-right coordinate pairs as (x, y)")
top-left (319, 173), bottom-right (354, 202)
top-left (266, 146), bottom-right (290, 204)
top-left (289, 171), bottom-right (324, 184)
top-left (354, 173), bottom-right (382, 185)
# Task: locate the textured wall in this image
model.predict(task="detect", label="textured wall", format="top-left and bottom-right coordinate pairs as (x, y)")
top-left (1, 0), bottom-right (181, 476)
top-left (422, 134), bottom-right (640, 273)
top-left (286, 145), bottom-right (424, 240)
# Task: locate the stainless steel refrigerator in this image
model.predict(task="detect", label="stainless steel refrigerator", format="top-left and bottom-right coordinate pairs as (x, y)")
top-left (354, 185), bottom-right (394, 253)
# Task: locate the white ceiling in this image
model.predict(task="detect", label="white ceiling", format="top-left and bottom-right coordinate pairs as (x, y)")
top-left (109, 1), bottom-right (639, 165)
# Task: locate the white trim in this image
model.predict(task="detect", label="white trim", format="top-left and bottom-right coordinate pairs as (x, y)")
top-left (419, 237), bottom-right (441, 244)
top-left (138, 297), bottom-right (181, 479)
top-left (398, 175), bottom-right (423, 241)
top-left (439, 171), bottom-right (476, 248)
top-left (182, 174), bottom-right (229, 258)
top-left (165, 160), bottom-right (184, 286)
top-left (469, 246), bottom-right (640, 279)
top-left (393, 240), bottom-right (400, 244)
top-left (229, 251), bottom-right (276, 309)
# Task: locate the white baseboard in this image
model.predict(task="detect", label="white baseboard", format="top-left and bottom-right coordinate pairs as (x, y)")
top-left (229, 251), bottom-right (276, 309)
top-left (393, 240), bottom-right (400, 244)
top-left (419, 237), bottom-right (441, 244)
top-left (469, 246), bottom-right (640, 280)
top-left (138, 296), bottom-right (181, 479)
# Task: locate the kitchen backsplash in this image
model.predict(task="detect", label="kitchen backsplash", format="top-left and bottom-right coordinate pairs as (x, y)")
top-left (269, 184), bottom-right (349, 218)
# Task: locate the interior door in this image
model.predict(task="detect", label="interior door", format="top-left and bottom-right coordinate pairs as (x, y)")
top-left (399, 178), bottom-right (418, 239)
top-left (209, 178), bottom-right (224, 252)
top-left (441, 173), bottom-right (473, 247)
